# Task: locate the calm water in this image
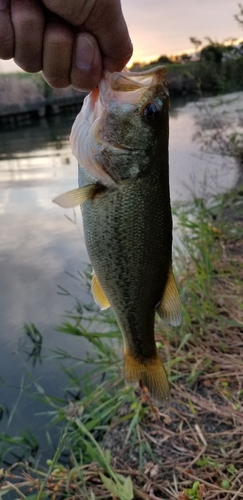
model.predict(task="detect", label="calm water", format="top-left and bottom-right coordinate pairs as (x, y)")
top-left (0, 93), bottom-right (241, 463)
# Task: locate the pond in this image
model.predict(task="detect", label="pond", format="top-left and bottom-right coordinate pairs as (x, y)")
top-left (0, 92), bottom-right (241, 464)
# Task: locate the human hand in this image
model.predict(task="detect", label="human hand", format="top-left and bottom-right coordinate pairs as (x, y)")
top-left (0, 0), bottom-right (133, 91)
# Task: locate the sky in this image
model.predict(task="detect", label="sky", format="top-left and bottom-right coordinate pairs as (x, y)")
top-left (123, 0), bottom-right (243, 64)
top-left (0, 0), bottom-right (242, 73)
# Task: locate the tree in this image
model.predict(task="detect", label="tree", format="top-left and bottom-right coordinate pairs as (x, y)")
top-left (157, 55), bottom-right (172, 64)
top-left (235, 3), bottom-right (243, 27)
top-left (200, 44), bottom-right (224, 64)
top-left (189, 37), bottom-right (202, 50)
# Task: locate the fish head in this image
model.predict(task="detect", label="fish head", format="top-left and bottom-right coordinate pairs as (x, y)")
top-left (71, 66), bottom-right (169, 185)
top-left (99, 66), bottom-right (169, 149)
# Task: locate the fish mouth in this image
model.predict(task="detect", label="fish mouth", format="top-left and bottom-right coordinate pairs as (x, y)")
top-left (99, 65), bottom-right (167, 108)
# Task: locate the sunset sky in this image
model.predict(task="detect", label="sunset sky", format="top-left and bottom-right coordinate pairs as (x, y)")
top-left (0, 0), bottom-right (242, 72)
top-left (123, 0), bottom-right (243, 64)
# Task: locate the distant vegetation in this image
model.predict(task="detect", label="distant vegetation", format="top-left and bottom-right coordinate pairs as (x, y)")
top-left (0, 72), bottom-right (80, 112)
top-left (131, 4), bottom-right (243, 96)
top-left (130, 39), bottom-right (243, 96)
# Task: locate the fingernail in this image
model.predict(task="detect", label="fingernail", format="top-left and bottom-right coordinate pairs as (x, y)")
top-left (75, 35), bottom-right (94, 71)
top-left (0, 0), bottom-right (8, 10)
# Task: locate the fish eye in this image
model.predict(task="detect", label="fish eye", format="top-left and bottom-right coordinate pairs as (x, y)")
top-left (142, 101), bottom-right (161, 125)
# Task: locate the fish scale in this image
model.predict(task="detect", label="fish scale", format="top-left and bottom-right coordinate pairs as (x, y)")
top-left (54, 66), bottom-right (182, 405)
top-left (81, 169), bottom-right (171, 360)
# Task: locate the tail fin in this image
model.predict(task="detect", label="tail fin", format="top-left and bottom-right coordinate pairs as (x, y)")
top-left (124, 349), bottom-right (170, 407)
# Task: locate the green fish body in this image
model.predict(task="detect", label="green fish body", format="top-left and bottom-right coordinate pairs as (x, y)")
top-left (54, 67), bottom-right (181, 405)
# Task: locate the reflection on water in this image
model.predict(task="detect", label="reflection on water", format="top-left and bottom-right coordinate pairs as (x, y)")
top-left (0, 95), bottom-right (241, 463)
top-left (0, 114), bottom-right (92, 462)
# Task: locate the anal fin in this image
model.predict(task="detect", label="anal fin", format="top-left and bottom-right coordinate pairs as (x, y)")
top-left (91, 272), bottom-right (110, 310)
top-left (156, 265), bottom-right (182, 327)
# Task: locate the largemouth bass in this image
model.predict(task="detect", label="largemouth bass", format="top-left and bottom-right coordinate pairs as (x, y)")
top-left (54, 66), bottom-right (181, 406)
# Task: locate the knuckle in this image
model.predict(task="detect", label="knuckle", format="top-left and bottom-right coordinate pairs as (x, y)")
top-left (13, 8), bottom-right (40, 29)
top-left (44, 0), bottom-right (96, 26)
top-left (45, 24), bottom-right (73, 49)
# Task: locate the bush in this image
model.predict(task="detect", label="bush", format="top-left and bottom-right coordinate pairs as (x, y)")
top-left (201, 44), bottom-right (224, 64)
top-left (194, 60), bottom-right (223, 94)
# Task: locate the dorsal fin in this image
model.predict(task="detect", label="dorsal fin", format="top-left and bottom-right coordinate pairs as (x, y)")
top-left (53, 185), bottom-right (97, 208)
top-left (91, 273), bottom-right (110, 310)
top-left (156, 265), bottom-right (182, 327)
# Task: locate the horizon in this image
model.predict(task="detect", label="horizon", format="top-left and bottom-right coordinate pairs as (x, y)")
top-left (1, 36), bottom-right (243, 74)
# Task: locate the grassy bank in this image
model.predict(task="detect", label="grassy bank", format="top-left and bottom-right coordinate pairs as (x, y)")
top-left (1, 186), bottom-right (243, 499)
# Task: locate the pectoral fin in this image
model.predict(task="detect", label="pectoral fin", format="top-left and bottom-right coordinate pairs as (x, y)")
top-left (156, 265), bottom-right (182, 327)
top-left (91, 273), bottom-right (110, 310)
top-left (53, 185), bottom-right (97, 208)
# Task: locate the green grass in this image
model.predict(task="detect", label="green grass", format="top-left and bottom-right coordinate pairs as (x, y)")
top-left (0, 189), bottom-right (243, 499)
